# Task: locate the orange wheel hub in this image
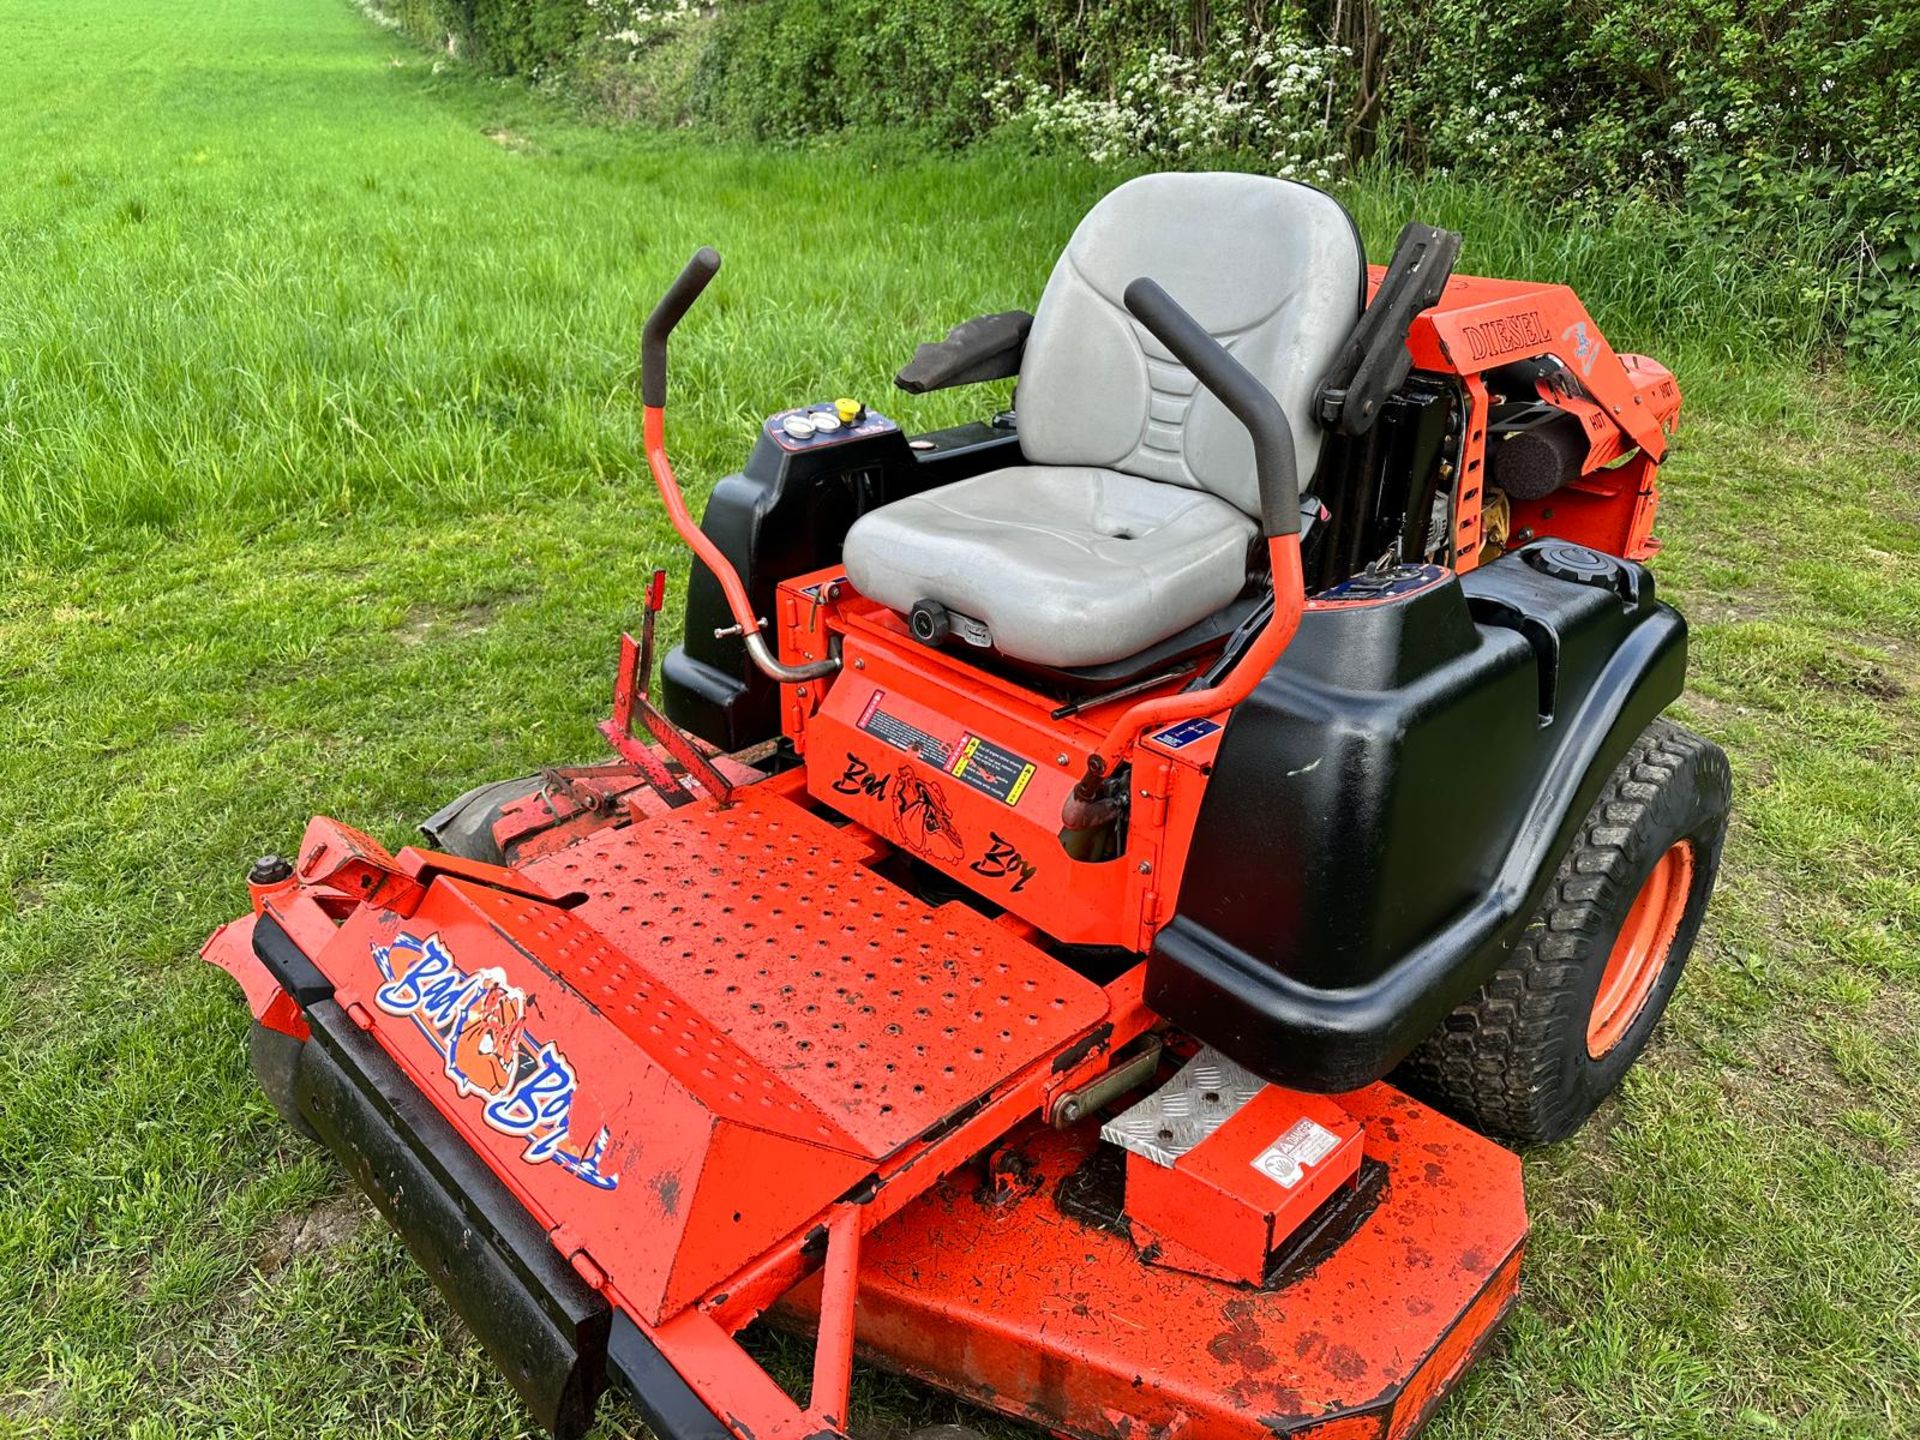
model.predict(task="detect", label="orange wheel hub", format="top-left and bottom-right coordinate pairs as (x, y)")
top-left (1588, 840), bottom-right (1695, 1058)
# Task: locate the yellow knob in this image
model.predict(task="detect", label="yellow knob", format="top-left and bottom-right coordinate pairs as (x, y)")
top-left (835, 397), bottom-right (863, 424)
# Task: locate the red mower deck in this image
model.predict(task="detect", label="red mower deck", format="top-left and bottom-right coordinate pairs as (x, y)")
top-left (781, 1087), bottom-right (1524, 1440)
top-left (209, 770), bottom-right (1526, 1440)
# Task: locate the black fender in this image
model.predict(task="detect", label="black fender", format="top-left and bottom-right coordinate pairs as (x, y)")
top-left (1147, 543), bottom-right (1687, 1092)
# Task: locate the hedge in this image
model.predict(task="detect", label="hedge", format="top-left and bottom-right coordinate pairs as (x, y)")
top-left (370, 0), bottom-right (1920, 367)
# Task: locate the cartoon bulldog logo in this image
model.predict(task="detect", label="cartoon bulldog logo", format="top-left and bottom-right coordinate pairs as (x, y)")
top-left (371, 931), bottom-right (619, 1190)
top-left (446, 967), bottom-right (527, 1098)
top-left (891, 765), bottom-right (965, 862)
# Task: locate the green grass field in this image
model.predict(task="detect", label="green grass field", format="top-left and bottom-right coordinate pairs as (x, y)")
top-left (2, 1), bottom-right (1918, 1437)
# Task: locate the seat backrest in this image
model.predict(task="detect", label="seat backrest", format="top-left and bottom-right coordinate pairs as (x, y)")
top-left (1018, 172), bottom-right (1365, 520)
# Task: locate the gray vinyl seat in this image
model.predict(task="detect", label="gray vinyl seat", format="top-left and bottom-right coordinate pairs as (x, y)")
top-left (843, 172), bottom-right (1365, 670)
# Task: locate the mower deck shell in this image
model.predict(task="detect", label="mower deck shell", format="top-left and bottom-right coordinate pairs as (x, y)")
top-left (778, 1087), bottom-right (1526, 1440)
top-left (244, 780), bottom-right (1119, 1329)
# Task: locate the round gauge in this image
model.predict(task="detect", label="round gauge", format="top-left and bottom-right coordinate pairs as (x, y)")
top-left (781, 414), bottom-right (817, 441)
top-left (809, 409), bottom-right (843, 433)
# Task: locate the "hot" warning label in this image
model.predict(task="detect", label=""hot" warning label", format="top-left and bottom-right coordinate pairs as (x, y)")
top-left (949, 733), bottom-right (1037, 807)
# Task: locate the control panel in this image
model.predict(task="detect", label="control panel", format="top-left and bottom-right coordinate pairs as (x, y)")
top-left (1310, 562), bottom-right (1449, 607)
top-left (764, 398), bottom-right (898, 453)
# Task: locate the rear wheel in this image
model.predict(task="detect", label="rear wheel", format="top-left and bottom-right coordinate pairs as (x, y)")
top-left (418, 774), bottom-right (546, 865)
top-left (1397, 716), bottom-right (1731, 1146)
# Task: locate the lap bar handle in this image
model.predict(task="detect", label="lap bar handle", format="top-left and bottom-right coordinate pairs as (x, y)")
top-left (1068, 279), bottom-right (1310, 819)
top-left (641, 248), bottom-right (840, 686)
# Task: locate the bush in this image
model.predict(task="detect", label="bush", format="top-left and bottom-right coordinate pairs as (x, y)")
top-left (691, 0), bottom-right (1061, 143)
top-left (1380, 0), bottom-right (1920, 360)
top-left (983, 32), bottom-right (1351, 182)
top-left (370, 0), bottom-right (691, 78)
top-left (366, 0), bottom-right (1920, 379)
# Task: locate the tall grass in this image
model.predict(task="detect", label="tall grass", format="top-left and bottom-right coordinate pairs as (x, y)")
top-left (0, 0), bottom-right (1905, 566)
top-left (0, 0), bottom-right (1099, 559)
top-left (1342, 167), bottom-right (1842, 363)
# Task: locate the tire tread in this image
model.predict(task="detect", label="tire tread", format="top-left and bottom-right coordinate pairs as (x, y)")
top-left (1396, 717), bottom-right (1728, 1145)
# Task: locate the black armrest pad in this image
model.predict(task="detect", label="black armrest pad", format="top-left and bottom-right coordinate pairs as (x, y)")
top-left (894, 310), bottom-right (1033, 394)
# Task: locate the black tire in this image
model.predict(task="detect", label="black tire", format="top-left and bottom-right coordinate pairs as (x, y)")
top-left (248, 1020), bottom-right (319, 1142)
top-left (1397, 716), bottom-right (1731, 1146)
top-left (418, 774), bottom-right (547, 865)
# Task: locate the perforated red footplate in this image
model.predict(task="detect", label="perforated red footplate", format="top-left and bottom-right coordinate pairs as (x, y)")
top-left (521, 782), bottom-right (1109, 1159)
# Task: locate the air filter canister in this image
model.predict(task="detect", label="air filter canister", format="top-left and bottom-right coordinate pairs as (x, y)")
top-left (1486, 402), bottom-right (1590, 501)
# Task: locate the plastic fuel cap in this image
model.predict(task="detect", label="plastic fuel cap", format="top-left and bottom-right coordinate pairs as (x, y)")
top-left (835, 397), bottom-right (863, 424)
top-left (1525, 540), bottom-right (1624, 590)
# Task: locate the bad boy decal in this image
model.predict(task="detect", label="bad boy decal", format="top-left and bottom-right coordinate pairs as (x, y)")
top-left (371, 931), bottom-right (619, 1190)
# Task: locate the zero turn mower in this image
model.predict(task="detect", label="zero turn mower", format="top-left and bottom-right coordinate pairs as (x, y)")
top-left (204, 172), bottom-right (1730, 1440)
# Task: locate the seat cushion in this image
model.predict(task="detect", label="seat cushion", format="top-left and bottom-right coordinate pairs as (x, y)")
top-left (843, 466), bottom-right (1257, 669)
top-left (1018, 172), bottom-right (1364, 518)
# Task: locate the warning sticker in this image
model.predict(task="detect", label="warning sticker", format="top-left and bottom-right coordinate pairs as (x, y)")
top-left (1250, 1117), bottom-right (1341, 1189)
top-left (857, 691), bottom-right (951, 767)
top-left (949, 733), bottom-right (1038, 807)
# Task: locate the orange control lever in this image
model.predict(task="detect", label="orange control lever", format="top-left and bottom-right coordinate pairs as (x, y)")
top-left (1073, 276), bottom-right (1313, 792)
top-left (641, 249), bottom-right (841, 684)
top-left (1090, 534), bottom-right (1305, 771)
top-left (643, 405), bottom-right (761, 639)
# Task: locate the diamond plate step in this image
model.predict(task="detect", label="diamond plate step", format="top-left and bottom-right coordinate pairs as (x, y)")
top-left (519, 782), bottom-right (1110, 1160)
top-left (1100, 1045), bottom-right (1266, 1167)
